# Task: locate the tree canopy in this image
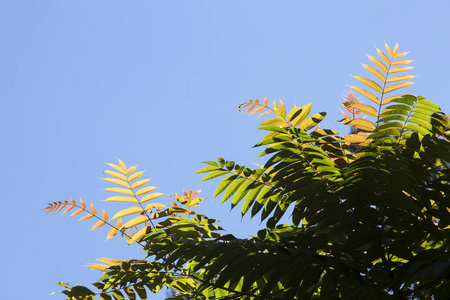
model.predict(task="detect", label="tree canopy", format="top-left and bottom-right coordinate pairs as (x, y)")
top-left (46, 43), bottom-right (450, 299)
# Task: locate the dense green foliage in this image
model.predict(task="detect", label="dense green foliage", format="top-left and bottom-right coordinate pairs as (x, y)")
top-left (46, 44), bottom-right (450, 299)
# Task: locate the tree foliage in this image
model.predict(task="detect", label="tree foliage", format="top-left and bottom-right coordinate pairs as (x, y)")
top-left (46, 43), bottom-right (450, 299)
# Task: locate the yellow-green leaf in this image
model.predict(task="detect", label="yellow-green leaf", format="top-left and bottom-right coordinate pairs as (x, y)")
top-left (343, 102), bottom-right (378, 117)
top-left (361, 64), bottom-right (385, 82)
top-left (367, 54), bottom-right (388, 73)
top-left (104, 196), bottom-right (139, 203)
top-left (128, 171), bottom-right (144, 182)
top-left (104, 187), bottom-right (134, 195)
top-left (341, 134), bottom-right (372, 144)
top-left (131, 179), bottom-right (150, 189)
top-left (123, 215), bottom-right (148, 229)
top-left (141, 192), bottom-right (164, 203)
top-left (291, 103), bottom-right (312, 127)
top-left (104, 170), bottom-right (128, 181)
top-left (386, 75), bottom-right (416, 83)
top-left (259, 118), bottom-right (287, 127)
top-left (107, 163), bottom-right (125, 174)
top-left (340, 118), bottom-right (376, 131)
top-left (125, 166), bottom-right (137, 175)
top-left (300, 112), bottom-right (327, 131)
top-left (145, 203), bottom-right (167, 211)
top-left (136, 186), bottom-right (157, 196)
top-left (382, 94), bottom-right (404, 105)
top-left (102, 177), bottom-right (130, 188)
top-left (377, 48), bottom-right (390, 64)
top-left (352, 76), bottom-right (383, 93)
top-left (348, 86), bottom-right (380, 105)
top-left (384, 82), bottom-right (415, 93)
top-left (128, 226), bottom-right (150, 244)
top-left (112, 206), bottom-right (144, 219)
top-left (390, 66), bottom-right (414, 74)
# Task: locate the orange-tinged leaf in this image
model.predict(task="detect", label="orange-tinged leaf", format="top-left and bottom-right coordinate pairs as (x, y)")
top-left (391, 59), bottom-right (413, 66)
top-left (244, 103), bottom-right (258, 114)
top-left (238, 101), bottom-right (252, 110)
top-left (104, 170), bottom-right (127, 181)
top-left (56, 201), bottom-right (68, 213)
top-left (390, 66), bottom-right (414, 74)
top-left (249, 106), bottom-right (266, 115)
top-left (104, 187), bottom-right (134, 195)
top-left (352, 76), bottom-right (383, 93)
top-left (367, 54), bottom-right (388, 73)
top-left (131, 179), bottom-right (150, 189)
top-left (136, 186), bottom-right (157, 196)
top-left (70, 207), bottom-right (85, 216)
top-left (386, 75), bottom-right (416, 83)
top-left (91, 220), bottom-right (106, 230)
top-left (112, 206), bottom-right (144, 219)
top-left (384, 82), bottom-right (415, 93)
top-left (70, 198), bottom-right (76, 205)
top-left (116, 219), bottom-right (123, 228)
top-left (343, 102), bottom-right (378, 117)
top-left (382, 94), bottom-right (404, 105)
top-left (279, 100), bottom-right (286, 113)
top-left (393, 43), bottom-right (399, 56)
top-left (141, 192), bottom-right (164, 203)
top-left (107, 163), bottom-right (125, 174)
top-left (263, 97), bottom-right (269, 106)
top-left (90, 203), bottom-right (97, 215)
top-left (385, 42), bottom-right (393, 58)
top-left (79, 213), bottom-right (95, 221)
top-left (123, 215), bottom-right (148, 229)
top-left (254, 98), bottom-right (260, 104)
top-left (339, 118), bottom-right (376, 131)
top-left (102, 177), bottom-right (130, 188)
top-left (79, 199), bottom-right (86, 209)
top-left (394, 51), bottom-right (409, 59)
top-left (118, 159), bottom-right (127, 172)
top-left (145, 203), bottom-right (168, 211)
top-left (377, 48), bottom-right (390, 64)
top-left (125, 166), bottom-right (137, 175)
top-left (106, 227), bottom-right (119, 240)
top-left (361, 64), bottom-right (385, 82)
top-left (62, 204), bottom-right (75, 214)
top-left (105, 196), bottom-right (138, 203)
top-left (258, 110), bottom-right (272, 119)
top-left (348, 86), bottom-right (380, 105)
top-left (128, 226), bottom-right (150, 244)
top-left (128, 171), bottom-right (144, 182)
top-left (102, 209), bottom-right (109, 221)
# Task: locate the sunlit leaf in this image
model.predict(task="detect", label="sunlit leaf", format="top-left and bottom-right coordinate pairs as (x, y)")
top-left (343, 102), bottom-right (378, 117)
top-left (390, 66), bottom-right (414, 73)
top-left (128, 171), bottom-right (144, 182)
top-left (377, 47), bottom-right (390, 64)
top-left (104, 188), bottom-right (134, 196)
top-left (141, 193), bottom-right (164, 203)
top-left (128, 226), bottom-right (150, 244)
top-left (91, 220), bottom-right (106, 230)
top-left (339, 118), bottom-right (376, 131)
top-left (105, 196), bottom-right (139, 203)
top-left (123, 215), bottom-right (148, 228)
top-left (131, 179), bottom-right (150, 189)
top-left (125, 166), bottom-right (137, 175)
top-left (112, 207), bottom-right (145, 219)
top-left (391, 59), bottom-right (413, 66)
top-left (386, 75), bottom-right (416, 83)
top-left (102, 178), bottom-right (130, 188)
top-left (104, 170), bottom-right (127, 181)
top-left (79, 213), bottom-right (94, 221)
top-left (384, 82), bottom-right (415, 93)
top-left (367, 54), bottom-right (388, 73)
top-left (348, 86), bottom-right (380, 105)
top-left (361, 64), bottom-right (385, 82)
top-left (107, 163), bottom-right (125, 174)
top-left (136, 186), bottom-right (157, 196)
top-left (352, 76), bottom-right (383, 93)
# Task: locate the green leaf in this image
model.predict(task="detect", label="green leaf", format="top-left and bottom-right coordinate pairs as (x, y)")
top-left (201, 170), bottom-right (229, 182)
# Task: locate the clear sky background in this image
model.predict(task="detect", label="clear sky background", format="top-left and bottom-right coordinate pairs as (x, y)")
top-left (1, 1), bottom-right (450, 299)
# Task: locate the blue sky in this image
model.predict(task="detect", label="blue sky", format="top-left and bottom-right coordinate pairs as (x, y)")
top-left (2, 1), bottom-right (450, 299)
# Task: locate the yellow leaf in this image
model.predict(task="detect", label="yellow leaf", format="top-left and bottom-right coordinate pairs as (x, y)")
top-left (102, 209), bottom-right (109, 221)
top-left (118, 159), bottom-right (127, 172)
top-left (112, 206), bottom-right (144, 219)
top-left (393, 43), bottom-right (399, 56)
top-left (384, 82), bottom-right (415, 93)
top-left (390, 66), bottom-right (414, 74)
top-left (128, 171), bottom-right (144, 182)
top-left (104, 170), bottom-right (127, 181)
top-left (145, 203), bottom-right (168, 211)
top-left (141, 192), bottom-right (164, 203)
top-left (79, 213), bottom-right (95, 221)
top-left (104, 196), bottom-right (139, 203)
top-left (102, 177), bottom-right (130, 188)
top-left (91, 220), bottom-right (106, 230)
top-left (391, 59), bottom-right (413, 66)
top-left (116, 219), bottom-right (123, 227)
top-left (384, 42), bottom-right (393, 58)
top-left (104, 187), bottom-right (134, 195)
top-left (394, 51), bottom-right (409, 59)
top-left (386, 75), bottom-right (416, 83)
top-left (128, 226), bottom-right (150, 244)
top-left (348, 86), bottom-right (380, 105)
top-left (273, 104), bottom-right (286, 119)
top-left (131, 179), bottom-right (150, 189)
top-left (107, 163), bottom-right (125, 174)
top-left (90, 203), bottom-right (97, 215)
top-left (125, 166), bottom-right (137, 175)
top-left (340, 118), bottom-right (376, 131)
top-left (291, 103), bottom-right (312, 127)
top-left (367, 54), bottom-right (388, 73)
top-left (123, 215), bottom-right (149, 229)
top-left (300, 112), bottom-right (327, 131)
top-left (151, 210), bottom-right (171, 220)
top-left (361, 64), bottom-right (385, 82)
top-left (106, 227), bottom-right (119, 240)
top-left (377, 48), bottom-right (390, 64)
top-left (382, 94), bottom-right (404, 105)
top-left (341, 134), bottom-right (372, 144)
top-left (352, 76), bottom-right (383, 93)
top-left (343, 102), bottom-right (378, 117)
top-left (86, 263), bottom-right (109, 271)
top-left (259, 118), bottom-right (287, 127)
top-left (136, 186), bottom-right (157, 196)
